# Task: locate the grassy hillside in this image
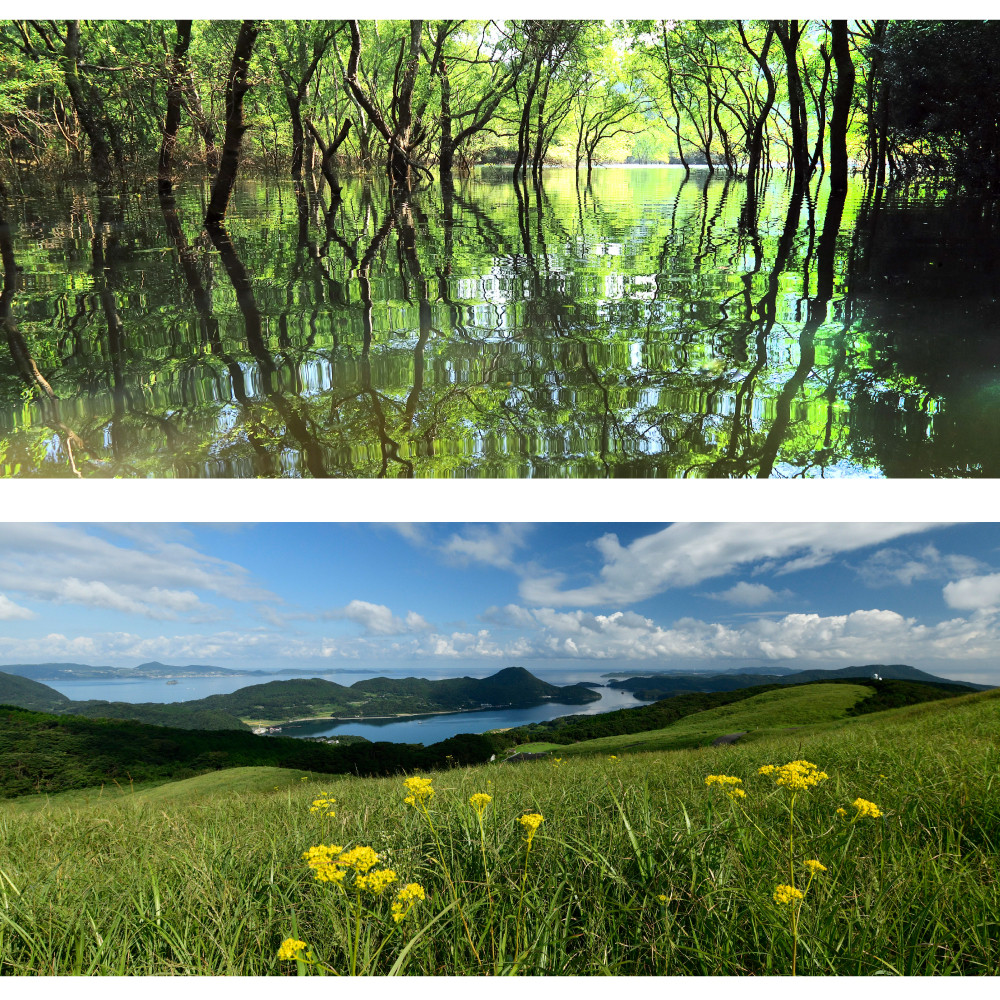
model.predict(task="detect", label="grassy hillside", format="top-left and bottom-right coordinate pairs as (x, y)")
top-left (609, 663), bottom-right (987, 700)
top-left (0, 688), bottom-right (997, 975)
top-left (0, 671), bottom-right (71, 712)
top-left (552, 683), bottom-right (872, 756)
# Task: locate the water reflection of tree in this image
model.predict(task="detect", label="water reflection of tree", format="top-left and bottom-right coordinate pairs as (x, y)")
top-left (2, 168), bottom-right (997, 476)
top-left (0, 203), bottom-right (86, 475)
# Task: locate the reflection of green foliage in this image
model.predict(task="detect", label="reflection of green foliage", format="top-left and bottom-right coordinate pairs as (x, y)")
top-left (0, 168), bottom-right (988, 477)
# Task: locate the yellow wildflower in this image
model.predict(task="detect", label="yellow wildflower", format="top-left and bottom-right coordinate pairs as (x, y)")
top-left (301, 844), bottom-right (347, 883)
top-left (705, 774), bottom-right (742, 787)
top-left (309, 796), bottom-right (336, 817)
top-left (657, 894), bottom-right (668, 902)
top-left (469, 792), bottom-right (492, 816)
top-left (609, 755), bottom-right (618, 761)
top-left (403, 776), bottom-right (434, 805)
top-left (727, 787), bottom-right (747, 799)
top-left (836, 807), bottom-right (848, 818)
top-left (518, 812), bottom-right (545, 847)
top-left (277, 938), bottom-right (310, 961)
top-left (852, 798), bottom-right (882, 819)
top-left (759, 760), bottom-right (829, 792)
top-left (338, 845), bottom-right (380, 873)
top-left (552, 757), bottom-right (563, 767)
top-left (391, 882), bottom-right (426, 923)
top-left (804, 859), bottom-right (827, 873)
top-left (355, 868), bottom-right (398, 895)
top-left (773, 884), bottom-right (805, 905)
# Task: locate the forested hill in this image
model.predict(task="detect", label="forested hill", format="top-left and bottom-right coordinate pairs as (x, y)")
top-left (608, 664), bottom-right (986, 700)
top-left (0, 706), bottom-right (505, 799)
top-left (187, 667), bottom-right (599, 721)
top-left (0, 667), bottom-right (600, 730)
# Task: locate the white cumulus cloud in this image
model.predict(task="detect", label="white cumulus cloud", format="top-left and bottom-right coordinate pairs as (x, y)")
top-left (519, 523), bottom-right (942, 607)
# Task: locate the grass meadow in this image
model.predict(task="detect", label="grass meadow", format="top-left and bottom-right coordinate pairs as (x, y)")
top-left (1, 688), bottom-right (998, 975)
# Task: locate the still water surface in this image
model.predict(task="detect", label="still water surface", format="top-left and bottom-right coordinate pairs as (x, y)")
top-left (3, 167), bottom-right (998, 477)
top-left (46, 671), bottom-right (646, 744)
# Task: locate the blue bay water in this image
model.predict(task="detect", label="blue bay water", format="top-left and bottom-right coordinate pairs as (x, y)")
top-left (43, 669), bottom-right (648, 744)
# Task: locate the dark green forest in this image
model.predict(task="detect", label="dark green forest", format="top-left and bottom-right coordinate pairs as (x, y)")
top-left (1, 19), bottom-right (998, 201)
top-left (0, 705), bottom-right (506, 798)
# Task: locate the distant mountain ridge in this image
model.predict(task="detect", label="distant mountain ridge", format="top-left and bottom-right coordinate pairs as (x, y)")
top-left (608, 663), bottom-right (990, 699)
top-left (1, 661), bottom-right (267, 681)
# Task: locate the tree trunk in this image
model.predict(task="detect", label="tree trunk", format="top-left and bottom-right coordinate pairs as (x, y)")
top-left (287, 94), bottom-right (304, 180)
top-left (739, 22), bottom-right (776, 207)
top-left (205, 21), bottom-right (259, 225)
top-left (184, 71), bottom-right (218, 170)
top-left (439, 60), bottom-right (454, 182)
top-left (62, 21), bottom-right (113, 187)
top-left (513, 59), bottom-right (542, 182)
top-left (774, 20), bottom-right (811, 193)
top-left (158, 20), bottom-right (193, 196)
top-left (829, 20), bottom-right (855, 193)
top-left (306, 118), bottom-right (352, 200)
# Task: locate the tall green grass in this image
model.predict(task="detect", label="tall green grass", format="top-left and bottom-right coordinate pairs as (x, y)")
top-left (1, 690), bottom-right (998, 975)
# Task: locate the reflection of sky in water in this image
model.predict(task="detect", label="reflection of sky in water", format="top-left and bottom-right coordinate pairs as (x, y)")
top-left (280, 686), bottom-right (647, 745)
top-left (3, 168), bottom-right (997, 477)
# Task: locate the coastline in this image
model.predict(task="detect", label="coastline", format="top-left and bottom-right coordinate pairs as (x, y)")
top-left (245, 699), bottom-right (599, 729)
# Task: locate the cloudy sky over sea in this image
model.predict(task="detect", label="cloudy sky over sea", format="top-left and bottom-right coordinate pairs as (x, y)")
top-left (2, 522), bottom-right (1000, 683)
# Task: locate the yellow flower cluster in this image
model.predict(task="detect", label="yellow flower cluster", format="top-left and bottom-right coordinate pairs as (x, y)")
top-left (309, 796), bottom-right (336, 817)
top-left (836, 807), bottom-right (848, 818)
top-left (302, 843), bottom-right (347, 883)
top-left (518, 812), bottom-right (544, 847)
top-left (391, 882), bottom-right (426, 924)
top-left (469, 792), bottom-right (492, 816)
top-left (552, 758), bottom-right (564, 768)
top-left (773, 884), bottom-right (805, 905)
top-left (403, 776), bottom-right (435, 806)
top-left (852, 798), bottom-right (882, 819)
top-left (338, 845), bottom-right (380, 873)
top-left (804, 859), bottom-right (827, 873)
top-left (302, 843), bottom-right (380, 883)
top-left (355, 868), bottom-right (398, 895)
top-left (705, 774), bottom-right (746, 799)
top-left (277, 938), bottom-right (310, 961)
top-left (759, 760), bottom-right (829, 792)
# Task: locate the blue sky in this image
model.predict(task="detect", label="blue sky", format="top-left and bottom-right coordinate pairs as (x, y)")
top-left (1, 522), bottom-right (999, 683)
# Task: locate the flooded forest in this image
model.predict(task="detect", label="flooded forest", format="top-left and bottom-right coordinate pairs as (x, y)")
top-left (0, 19), bottom-right (998, 477)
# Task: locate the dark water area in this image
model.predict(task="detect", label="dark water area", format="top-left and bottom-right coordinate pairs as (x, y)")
top-left (2, 166), bottom-right (999, 477)
top-left (279, 684), bottom-right (647, 745)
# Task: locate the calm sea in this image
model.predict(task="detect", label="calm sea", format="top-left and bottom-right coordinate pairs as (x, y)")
top-left (43, 670), bottom-right (648, 744)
